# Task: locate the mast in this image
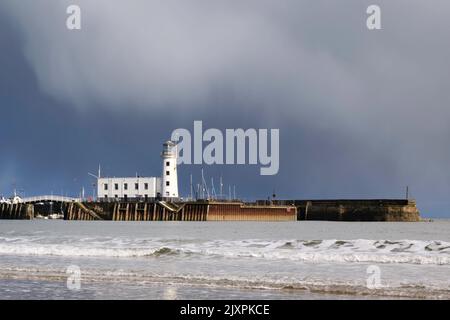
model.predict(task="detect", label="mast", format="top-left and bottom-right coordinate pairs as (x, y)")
top-left (190, 174), bottom-right (193, 201)
top-left (211, 177), bottom-right (216, 200)
top-left (201, 169), bottom-right (210, 199)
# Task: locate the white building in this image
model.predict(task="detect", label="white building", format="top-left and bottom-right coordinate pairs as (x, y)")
top-left (97, 140), bottom-right (179, 201)
top-left (97, 176), bottom-right (161, 201)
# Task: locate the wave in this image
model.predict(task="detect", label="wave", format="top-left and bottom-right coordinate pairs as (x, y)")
top-left (0, 237), bottom-right (449, 265)
top-left (0, 244), bottom-right (179, 258)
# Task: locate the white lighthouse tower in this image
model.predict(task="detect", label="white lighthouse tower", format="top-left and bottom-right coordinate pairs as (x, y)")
top-left (161, 140), bottom-right (179, 199)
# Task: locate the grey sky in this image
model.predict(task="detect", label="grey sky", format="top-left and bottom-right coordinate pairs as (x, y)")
top-left (1, 1), bottom-right (450, 217)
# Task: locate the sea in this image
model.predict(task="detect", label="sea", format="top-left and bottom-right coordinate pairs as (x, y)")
top-left (0, 220), bottom-right (449, 300)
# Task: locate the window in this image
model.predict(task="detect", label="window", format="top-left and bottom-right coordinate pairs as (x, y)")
top-left (115, 195), bottom-right (118, 198)
top-left (124, 183), bottom-right (128, 190)
top-left (135, 183), bottom-right (139, 190)
top-left (104, 195), bottom-right (108, 199)
top-left (104, 184), bottom-right (108, 191)
top-left (114, 183), bottom-right (119, 190)
top-left (166, 192), bottom-right (169, 196)
top-left (166, 181), bottom-right (170, 186)
top-left (166, 161), bottom-right (170, 166)
top-left (144, 183), bottom-right (148, 190)
top-left (166, 171), bottom-right (170, 176)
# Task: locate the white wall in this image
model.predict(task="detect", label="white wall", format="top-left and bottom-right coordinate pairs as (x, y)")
top-left (97, 177), bottom-right (161, 199)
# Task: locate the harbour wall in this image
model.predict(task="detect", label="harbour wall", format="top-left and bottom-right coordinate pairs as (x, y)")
top-left (65, 201), bottom-right (297, 222)
top-left (0, 199), bottom-right (420, 222)
top-left (262, 199), bottom-right (421, 222)
top-left (207, 202), bottom-right (295, 221)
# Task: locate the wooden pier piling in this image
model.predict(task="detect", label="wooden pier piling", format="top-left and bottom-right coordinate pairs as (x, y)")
top-left (0, 203), bottom-right (34, 220)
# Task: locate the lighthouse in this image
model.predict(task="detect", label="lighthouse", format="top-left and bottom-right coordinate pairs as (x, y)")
top-left (161, 140), bottom-right (179, 199)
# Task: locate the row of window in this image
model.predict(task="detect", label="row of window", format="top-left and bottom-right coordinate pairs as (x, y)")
top-left (106, 195), bottom-right (151, 199)
top-left (103, 193), bottom-right (173, 198)
top-left (104, 183), bottom-right (149, 191)
top-left (103, 181), bottom-right (171, 191)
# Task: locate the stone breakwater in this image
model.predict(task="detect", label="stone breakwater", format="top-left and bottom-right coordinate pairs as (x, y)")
top-left (265, 199), bottom-right (421, 222)
top-left (0, 199), bottom-right (420, 222)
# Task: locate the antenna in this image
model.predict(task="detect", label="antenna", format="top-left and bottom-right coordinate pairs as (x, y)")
top-left (88, 165), bottom-right (100, 179)
top-left (228, 185), bottom-right (231, 201)
top-left (201, 169), bottom-right (210, 199)
top-left (211, 177), bottom-right (216, 200)
top-left (190, 174), bottom-right (193, 201)
top-left (233, 185), bottom-right (236, 200)
top-left (220, 175), bottom-right (223, 200)
top-left (88, 167), bottom-right (100, 201)
top-left (98, 164), bottom-right (101, 179)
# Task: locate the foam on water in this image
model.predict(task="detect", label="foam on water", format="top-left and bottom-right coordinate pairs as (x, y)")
top-left (0, 236), bottom-right (449, 265)
top-left (1, 222), bottom-right (450, 299)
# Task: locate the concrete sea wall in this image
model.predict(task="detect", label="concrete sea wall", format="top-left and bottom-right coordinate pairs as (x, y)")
top-left (0, 199), bottom-right (421, 222)
top-left (267, 199), bottom-right (421, 222)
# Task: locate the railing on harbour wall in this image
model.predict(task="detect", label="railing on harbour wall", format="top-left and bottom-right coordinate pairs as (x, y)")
top-left (21, 195), bottom-right (80, 203)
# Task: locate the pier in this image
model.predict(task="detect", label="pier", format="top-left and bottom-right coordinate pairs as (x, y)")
top-left (0, 203), bottom-right (34, 220)
top-left (65, 201), bottom-right (297, 222)
top-left (0, 198), bottom-right (421, 222)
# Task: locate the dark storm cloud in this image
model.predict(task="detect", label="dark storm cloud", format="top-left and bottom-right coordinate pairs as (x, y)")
top-left (1, 1), bottom-right (450, 217)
